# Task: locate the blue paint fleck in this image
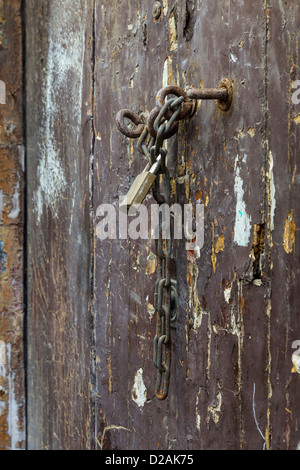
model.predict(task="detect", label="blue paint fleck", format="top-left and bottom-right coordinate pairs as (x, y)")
top-left (239, 210), bottom-right (243, 219)
top-left (0, 240), bottom-right (8, 272)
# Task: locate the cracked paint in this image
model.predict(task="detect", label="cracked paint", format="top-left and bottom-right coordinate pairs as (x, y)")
top-left (208, 391), bottom-right (222, 424)
top-left (169, 11), bottom-right (178, 52)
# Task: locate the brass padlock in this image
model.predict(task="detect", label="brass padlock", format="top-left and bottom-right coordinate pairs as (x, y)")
top-left (120, 155), bottom-right (162, 214)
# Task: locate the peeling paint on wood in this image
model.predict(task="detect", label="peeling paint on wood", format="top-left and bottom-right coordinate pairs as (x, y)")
top-left (234, 155), bottom-right (252, 247)
top-left (0, 0), bottom-right (25, 450)
top-left (90, 0), bottom-right (300, 451)
top-left (132, 368), bottom-right (147, 408)
top-left (283, 211), bottom-right (296, 254)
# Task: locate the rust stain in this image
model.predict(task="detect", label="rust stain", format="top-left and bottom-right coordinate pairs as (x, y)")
top-left (168, 10), bottom-right (178, 52)
top-left (211, 224), bottom-right (225, 272)
top-left (283, 211), bottom-right (296, 254)
top-left (285, 394), bottom-right (291, 450)
top-left (146, 252), bottom-right (156, 276)
top-left (107, 357), bottom-right (113, 395)
top-left (248, 127), bottom-right (255, 138)
top-left (215, 234), bottom-right (225, 254)
top-left (291, 164), bottom-right (297, 185)
top-left (211, 223), bottom-right (217, 273)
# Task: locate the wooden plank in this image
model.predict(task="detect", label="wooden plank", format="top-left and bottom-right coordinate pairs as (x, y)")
top-left (92, 0), bottom-right (272, 450)
top-left (175, 0), bottom-right (268, 450)
top-left (26, 0), bottom-right (94, 450)
top-left (0, 0), bottom-right (25, 450)
top-left (267, 0), bottom-right (300, 450)
top-left (93, 0), bottom-right (177, 450)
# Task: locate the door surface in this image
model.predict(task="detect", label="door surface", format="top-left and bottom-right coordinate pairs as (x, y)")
top-left (24, 0), bottom-right (300, 450)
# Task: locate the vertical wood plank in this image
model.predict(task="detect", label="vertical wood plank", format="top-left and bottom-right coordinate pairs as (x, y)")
top-left (267, 0), bottom-right (300, 450)
top-left (93, 0), bottom-right (178, 450)
top-left (175, 0), bottom-right (268, 450)
top-left (26, 0), bottom-right (93, 449)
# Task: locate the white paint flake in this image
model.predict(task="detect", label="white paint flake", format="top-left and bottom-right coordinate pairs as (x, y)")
top-left (132, 368), bottom-right (147, 408)
top-left (8, 182), bottom-right (21, 220)
top-left (234, 156), bottom-right (252, 247)
top-left (224, 286), bottom-right (232, 304)
top-left (0, 341), bottom-right (25, 449)
top-left (196, 390), bottom-right (201, 431)
top-left (0, 340), bottom-right (6, 378)
top-left (268, 151), bottom-right (276, 231)
top-left (163, 57), bottom-right (170, 88)
top-left (163, 0), bottom-right (168, 16)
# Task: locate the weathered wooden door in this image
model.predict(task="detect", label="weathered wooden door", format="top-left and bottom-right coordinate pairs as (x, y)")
top-left (23, 0), bottom-right (300, 450)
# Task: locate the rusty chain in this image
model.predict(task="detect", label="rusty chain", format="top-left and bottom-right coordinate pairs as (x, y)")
top-left (116, 85), bottom-right (198, 140)
top-left (150, 97), bottom-right (181, 400)
top-left (116, 87), bottom-right (195, 400)
top-left (115, 81), bottom-right (232, 400)
top-left (117, 90), bottom-right (185, 400)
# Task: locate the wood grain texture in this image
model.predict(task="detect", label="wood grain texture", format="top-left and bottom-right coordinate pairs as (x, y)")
top-left (26, 0), bottom-right (93, 450)
top-left (0, 0), bottom-right (25, 450)
top-left (267, 0), bottom-right (300, 450)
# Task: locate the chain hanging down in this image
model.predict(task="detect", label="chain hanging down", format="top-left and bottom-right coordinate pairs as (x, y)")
top-left (146, 98), bottom-right (182, 400)
top-left (115, 79), bottom-right (233, 400)
top-left (117, 91), bottom-right (194, 400)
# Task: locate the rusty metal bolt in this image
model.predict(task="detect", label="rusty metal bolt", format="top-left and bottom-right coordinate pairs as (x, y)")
top-left (153, 1), bottom-right (162, 20)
